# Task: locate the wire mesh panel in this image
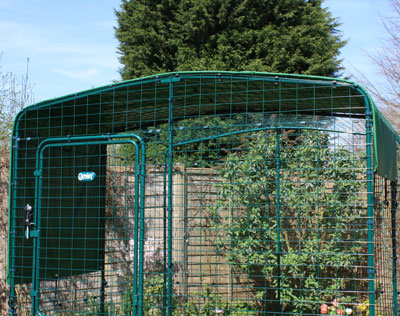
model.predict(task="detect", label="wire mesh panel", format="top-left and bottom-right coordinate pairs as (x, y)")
top-left (139, 121), bottom-right (369, 316)
top-left (7, 72), bottom-right (400, 316)
top-left (29, 140), bottom-right (140, 316)
top-left (373, 175), bottom-right (399, 316)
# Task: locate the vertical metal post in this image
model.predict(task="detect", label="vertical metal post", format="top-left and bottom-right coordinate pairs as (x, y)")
top-left (167, 80), bottom-right (175, 316)
top-left (276, 129), bottom-right (283, 315)
top-left (162, 152), bottom-right (168, 316)
top-left (138, 141), bottom-right (146, 316)
top-left (131, 159), bottom-right (140, 316)
top-left (9, 135), bottom-right (19, 316)
top-left (391, 181), bottom-right (399, 315)
top-left (365, 103), bottom-right (375, 316)
top-left (31, 149), bottom-right (45, 315)
top-left (100, 145), bottom-right (106, 316)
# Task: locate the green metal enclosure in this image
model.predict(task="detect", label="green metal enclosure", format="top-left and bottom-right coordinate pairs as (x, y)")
top-left (7, 71), bottom-right (400, 316)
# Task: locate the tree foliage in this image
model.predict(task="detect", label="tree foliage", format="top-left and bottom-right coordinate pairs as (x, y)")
top-left (210, 130), bottom-right (366, 314)
top-left (115, 0), bottom-right (346, 80)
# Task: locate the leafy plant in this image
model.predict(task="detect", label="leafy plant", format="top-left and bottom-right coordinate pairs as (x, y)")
top-left (119, 115), bottom-right (247, 166)
top-left (185, 286), bottom-right (258, 316)
top-left (122, 272), bottom-right (258, 316)
top-left (210, 130), bottom-right (367, 314)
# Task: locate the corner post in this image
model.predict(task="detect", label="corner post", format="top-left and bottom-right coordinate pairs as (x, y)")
top-left (166, 76), bottom-right (178, 316)
top-left (391, 181), bottom-right (399, 315)
top-left (365, 100), bottom-right (375, 316)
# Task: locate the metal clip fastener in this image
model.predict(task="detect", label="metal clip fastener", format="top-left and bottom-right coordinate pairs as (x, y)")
top-left (24, 204), bottom-right (34, 239)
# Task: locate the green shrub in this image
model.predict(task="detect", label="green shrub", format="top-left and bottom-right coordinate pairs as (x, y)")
top-left (118, 115), bottom-right (247, 166)
top-left (210, 130), bottom-right (366, 314)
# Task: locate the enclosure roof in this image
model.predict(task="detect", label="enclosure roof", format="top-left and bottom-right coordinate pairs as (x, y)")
top-left (19, 71), bottom-right (369, 114)
top-left (13, 71), bottom-right (400, 181)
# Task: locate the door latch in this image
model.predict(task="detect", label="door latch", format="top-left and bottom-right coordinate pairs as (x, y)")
top-left (24, 204), bottom-right (34, 239)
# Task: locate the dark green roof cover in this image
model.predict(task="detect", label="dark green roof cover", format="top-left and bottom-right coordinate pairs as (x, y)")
top-left (14, 71), bottom-right (399, 180)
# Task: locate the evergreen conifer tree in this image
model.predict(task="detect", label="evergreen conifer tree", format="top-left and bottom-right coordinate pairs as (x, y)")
top-left (115, 0), bottom-right (345, 79)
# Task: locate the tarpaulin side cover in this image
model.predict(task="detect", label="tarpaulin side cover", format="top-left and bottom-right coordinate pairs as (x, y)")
top-left (373, 106), bottom-right (398, 182)
top-left (37, 144), bottom-right (106, 280)
top-left (11, 144), bottom-right (106, 284)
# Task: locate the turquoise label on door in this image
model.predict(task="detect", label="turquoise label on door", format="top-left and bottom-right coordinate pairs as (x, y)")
top-left (77, 172), bottom-right (96, 182)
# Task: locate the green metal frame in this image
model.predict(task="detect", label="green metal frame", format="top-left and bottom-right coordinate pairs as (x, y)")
top-left (7, 71), bottom-right (400, 316)
top-left (390, 180), bottom-right (399, 316)
top-left (32, 134), bottom-right (146, 316)
top-left (365, 97), bottom-right (376, 316)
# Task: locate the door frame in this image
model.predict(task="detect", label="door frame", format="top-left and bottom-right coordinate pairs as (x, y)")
top-left (31, 134), bottom-right (146, 316)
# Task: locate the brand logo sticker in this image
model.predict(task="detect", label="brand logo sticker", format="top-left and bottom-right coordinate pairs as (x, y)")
top-left (78, 172), bottom-right (96, 182)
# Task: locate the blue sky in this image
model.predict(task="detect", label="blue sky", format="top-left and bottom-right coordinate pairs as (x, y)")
top-left (0, 0), bottom-right (393, 103)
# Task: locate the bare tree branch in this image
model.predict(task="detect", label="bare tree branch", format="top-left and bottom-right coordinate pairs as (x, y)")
top-left (357, 0), bottom-right (400, 130)
top-left (0, 55), bottom-right (34, 152)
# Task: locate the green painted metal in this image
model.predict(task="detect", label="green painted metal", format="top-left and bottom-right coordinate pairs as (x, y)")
top-left (162, 151), bottom-right (168, 316)
top-left (37, 140), bottom-right (137, 314)
top-left (167, 81), bottom-right (175, 316)
top-left (8, 134), bottom-right (18, 316)
top-left (365, 96), bottom-right (376, 316)
top-left (7, 72), bottom-right (400, 316)
top-left (32, 134), bottom-right (145, 316)
top-left (391, 181), bottom-right (399, 315)
top-left (8, 71), bottom-right (398, 185)
top-left (138, 138), bottom-right (146, 316)
top-left (275, 129), bottom-right (283, 315)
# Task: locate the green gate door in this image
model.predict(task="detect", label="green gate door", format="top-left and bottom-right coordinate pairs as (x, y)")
top-left (30, 135), bottom-right (145, 316)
